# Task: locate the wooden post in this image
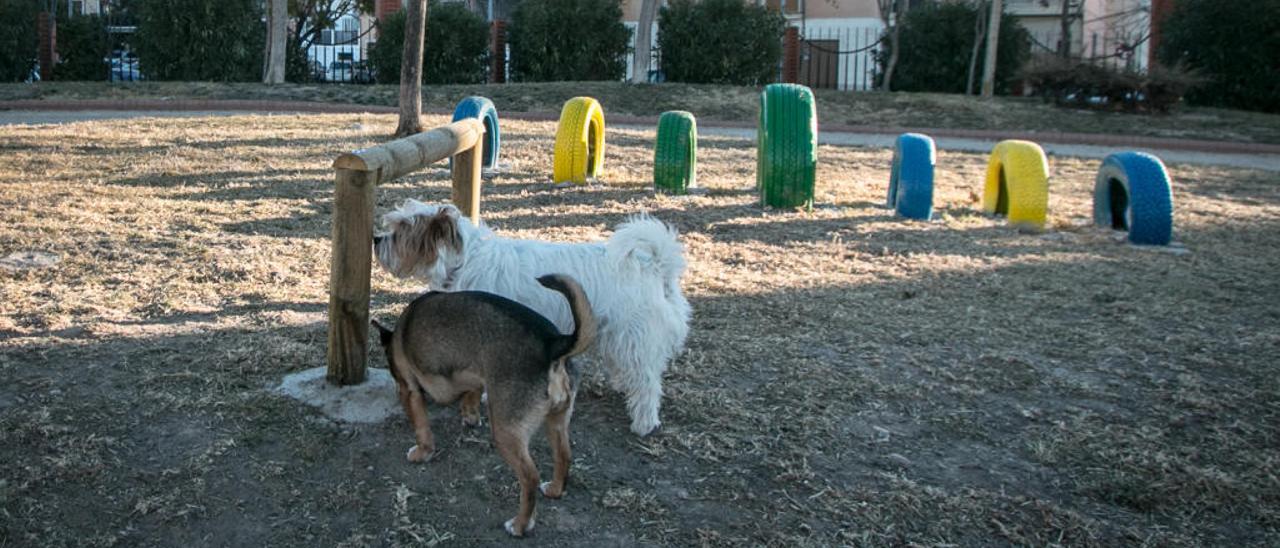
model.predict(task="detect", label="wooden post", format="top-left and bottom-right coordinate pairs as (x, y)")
top-left (38, 12), bottom-right (55, 82)
top-left (782, 26), bottom-right (800, 84)
top-left (490, 20), bottom-right (507, 84)
top-left (451, 141), bottom-right (483, 221)
top-left (326, 118), bottom-right (484, 386)
top-left (327, 168), bottom-right (376, 386)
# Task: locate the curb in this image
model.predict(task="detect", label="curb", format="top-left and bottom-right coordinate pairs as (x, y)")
top-left (3, 98), bottom-right (1278, 156)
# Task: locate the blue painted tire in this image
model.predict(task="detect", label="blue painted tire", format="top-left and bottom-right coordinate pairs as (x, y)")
top-left (886, 133), bottom-right (935, 220)
top-left (451, 96), bottom-right (500, 169)
top-left (1093, 152), bottom-right (1174, 245)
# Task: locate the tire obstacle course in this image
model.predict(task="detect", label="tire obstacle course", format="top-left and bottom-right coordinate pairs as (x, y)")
top-left (757, 83), bottom-right (817, 209)
top-left (887, 133), bottom-right (936, 220)
top-left (983, 140), bottom-right (1051, 229)
top-left (451, 96), bottom-right (501, 169)
top-left (653, 111), bottom-right (697, 195)
top-left (1093, 151), bottom-right (1174, 246)
top-left (553, 96), bottom-right (606, 184)
top-left (396, 94), bottom-right (1175, 247)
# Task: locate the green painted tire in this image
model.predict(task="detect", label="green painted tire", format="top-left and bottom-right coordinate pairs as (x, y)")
top-left (757, 83), bottom-right (817, 209)
top-left (654, 111), bottom-right (697, 195)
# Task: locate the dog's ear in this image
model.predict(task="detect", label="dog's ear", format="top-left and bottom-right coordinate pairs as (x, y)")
top-left (371, 319), bottom-right (394, 347)
top-left (426, 209), bottom-right (463, 254)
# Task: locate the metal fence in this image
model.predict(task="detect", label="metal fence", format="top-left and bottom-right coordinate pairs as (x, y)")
top-left (303, 25), bottom-right (377, 83)
top-left (1027, 29), bottom-right (1151, 72)
top-left (797, 26), bottom-right (882, 91)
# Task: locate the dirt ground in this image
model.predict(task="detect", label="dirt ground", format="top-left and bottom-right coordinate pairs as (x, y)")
top-left (1, 113), bottom-right (1278, 547)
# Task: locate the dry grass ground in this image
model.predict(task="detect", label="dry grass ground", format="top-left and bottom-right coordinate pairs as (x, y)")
top-left (5, 81), bottom-right (1280, 144)
top-left (1, 113), bottom-right (1278, 546)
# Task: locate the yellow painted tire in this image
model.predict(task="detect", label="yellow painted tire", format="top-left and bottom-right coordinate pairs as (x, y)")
top-left (983, 140), bottom-right (1050, 228)
top-left (553, 97), bottom-right (605, 184)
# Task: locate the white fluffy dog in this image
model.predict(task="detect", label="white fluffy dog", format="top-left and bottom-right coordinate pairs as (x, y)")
top-left (373, 200), bottom-right (691, 436)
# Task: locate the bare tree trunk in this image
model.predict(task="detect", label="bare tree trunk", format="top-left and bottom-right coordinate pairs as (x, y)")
top-left (631, 0), bottom-right (657, 83)
top-left (395, 0), bottom-right (428, 137)
top-left (966, 1), bottom-right (988, 96)
top-left (263, 0), bottom-right (287, 84)
top-left (980, 0), bottom-right (1002, 97)
top-left (879, 0), bottom-right (904, 92)
top-left (1058, 0), bottom-right (1074, 58)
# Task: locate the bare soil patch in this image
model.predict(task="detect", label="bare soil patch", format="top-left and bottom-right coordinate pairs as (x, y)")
top-left (1, 113), bottom-right (1278, 546)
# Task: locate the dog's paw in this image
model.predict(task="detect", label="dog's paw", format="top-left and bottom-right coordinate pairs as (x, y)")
top-left (406, 444), bottom-right (434, 463)
top-left (630, 418), bottom-right (661, 437)
top-left (503, 518), bottom-right (534, 537)
top-left (539, 481), bottom-right (565, 499)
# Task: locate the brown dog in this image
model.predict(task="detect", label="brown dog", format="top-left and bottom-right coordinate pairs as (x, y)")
top-left (372, 274), bottom-right (596, 537)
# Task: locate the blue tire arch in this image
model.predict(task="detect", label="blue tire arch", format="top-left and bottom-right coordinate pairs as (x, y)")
top-left (451, 96), bottom-right (501, 169)
top-left (1093, 151), bottom-right (1174, 245)
top-left (887, 133), bottom-right (936, 220)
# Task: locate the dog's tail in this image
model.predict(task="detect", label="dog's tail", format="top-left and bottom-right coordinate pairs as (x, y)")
top-left (537, 274), bottom-right (597, 360)
top-left (606, 215), bottom-right (687, 296)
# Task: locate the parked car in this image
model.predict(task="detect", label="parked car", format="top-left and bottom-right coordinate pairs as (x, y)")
top-left (352, 61), bottom-right (375, 84)
top-left (109, 56), bottom-right (142, 81)
top-left (325, 61), bottom-right (353, 82)
top-left (308, 60), bottom-right (326, 83)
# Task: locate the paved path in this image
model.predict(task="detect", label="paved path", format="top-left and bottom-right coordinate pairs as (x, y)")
top-left (3, 101), bottom-right (1278, 171)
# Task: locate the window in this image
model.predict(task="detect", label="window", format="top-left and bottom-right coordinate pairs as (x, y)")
top-left (766, 0), bottom-right (802, 16)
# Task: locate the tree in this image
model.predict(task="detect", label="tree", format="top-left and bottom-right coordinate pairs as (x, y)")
top-left (1056, 0), bottom-right (1082, 58)
top-left (876, 1), bottom-right (1029, 95)
top-left (509, 0), bottom-right (630, 82)
top-left (657, 0), bottom-right (783, 85)
top-left (0, 0), bottom-right (40, 82)
top-left (395, 0), bottom-right (428, 137)
top-left (631, 0), bottom-right (657, 83)
top-left (980, 0), bottom-right (1002, 97)
top-left (264, 0), bottom-right (287, 83)
top-left (368, 2), bottom-right (490, 85)
top-left (1158, 0), bottom-right (1280, 113)
top-left (965, 0), bottom-right (988, 95)
top-left (877, 0), bottom-right (905, 91)
top-left (134, 0), bottom-right (264, 81)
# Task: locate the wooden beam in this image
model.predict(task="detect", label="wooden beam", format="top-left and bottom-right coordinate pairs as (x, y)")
top-left (450, 141), bottom-right (483, 221)
top-left (326, 118), bottom-right (488, 387)
top-left (334, 118), bottom-right (484, 185)
top-left (326, 168), bottom-right (376, 386)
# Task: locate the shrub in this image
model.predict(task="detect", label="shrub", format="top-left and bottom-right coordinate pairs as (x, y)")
top-left (508, 0), bottom-right (630, 82)
top-left (0, 0), bottom-right (39, 82)
top-left (879, 1), bottom-right (1030, 95)
top-left (133, 0), bottom-right (264, 81)
top-left (1020, 57), bottom-right (1202, 113)
top-left (1158, 0), bottom-right (1280, 113)
top-left (286, 37), bottom-right (317, 83)
top-left (55, 13), bottom-right (111, 81)
top-left (368, 1), bottom-right (490, 85)
top-left (657, 0), bottom-right (784, 86)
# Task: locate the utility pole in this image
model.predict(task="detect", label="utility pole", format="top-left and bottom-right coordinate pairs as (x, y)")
top-left (980, 0), bottom-right (1002, 98)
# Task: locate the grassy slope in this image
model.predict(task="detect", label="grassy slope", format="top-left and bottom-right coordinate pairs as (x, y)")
top-left (4, 81), bottom-right (1280, 144)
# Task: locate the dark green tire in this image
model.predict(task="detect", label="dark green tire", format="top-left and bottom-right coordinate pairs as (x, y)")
top-left (654, 111), bottom-right (697, 195)
top-left (757, 83), bottom-right (817, 209)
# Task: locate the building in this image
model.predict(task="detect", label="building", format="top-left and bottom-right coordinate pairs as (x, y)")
top-left (1006, 0), bottom-right (1151, 70)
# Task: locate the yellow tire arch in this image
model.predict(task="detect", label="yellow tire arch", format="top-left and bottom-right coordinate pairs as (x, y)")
top-left (983, 140), bottom-right (1049, 228)
top-left (553, 97), bottom-right (606, 184)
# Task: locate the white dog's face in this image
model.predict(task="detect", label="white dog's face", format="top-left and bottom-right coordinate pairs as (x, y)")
top-left (373, 201), bottom-right (463, 281)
